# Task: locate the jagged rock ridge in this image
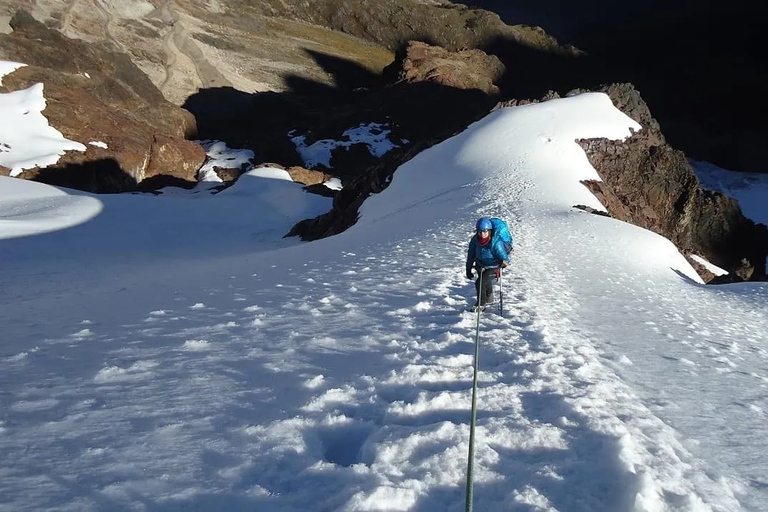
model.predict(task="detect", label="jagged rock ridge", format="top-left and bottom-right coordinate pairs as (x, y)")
top-left (577, 83), bottom-right (768, 282)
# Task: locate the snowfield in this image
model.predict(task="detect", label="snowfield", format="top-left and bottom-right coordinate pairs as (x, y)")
top-left (2, 61), bottom-right (768, 511)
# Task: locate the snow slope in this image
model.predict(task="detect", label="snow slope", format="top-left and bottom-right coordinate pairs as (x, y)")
top-left (2, 77), bottom-right (768, 511)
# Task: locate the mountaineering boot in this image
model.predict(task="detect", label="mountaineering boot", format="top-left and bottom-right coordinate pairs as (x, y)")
top-left (469, 303), bottom-right (487, 313)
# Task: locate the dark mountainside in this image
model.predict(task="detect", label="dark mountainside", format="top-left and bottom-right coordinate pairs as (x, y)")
top-left (465, 0), bottom-right (768, 175)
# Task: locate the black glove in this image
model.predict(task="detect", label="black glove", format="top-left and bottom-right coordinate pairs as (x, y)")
top-left (466, 268), bottom-right (474, 280)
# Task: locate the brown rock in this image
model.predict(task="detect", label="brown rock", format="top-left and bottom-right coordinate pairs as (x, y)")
top-left (286, 166), bottom-right (333, 187)
top-left (0, 9), bottom-right (201, 193)
top-left (578, 83), bottom-right (768, 282)
top-left (213, 167), bottom-right (243, 183)
top-left (390, 41), bottom-right (506, 95)
top-left (146, 135), bottom-right (206, 183)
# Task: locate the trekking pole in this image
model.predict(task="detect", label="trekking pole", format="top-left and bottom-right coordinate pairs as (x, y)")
top-left (465, 268), bottom-right (483, 512)
top-left (498, 267), bottom-right (503, 317)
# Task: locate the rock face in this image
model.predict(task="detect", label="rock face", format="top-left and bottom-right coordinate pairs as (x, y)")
top-left (0, 10), bottom-right (204, 193)
top-left (286, 166), bottom-right (334, 187)
top-left (386, 41), bottom-right (505, 95)
top-left (578, 83), bottom-right (768, 282)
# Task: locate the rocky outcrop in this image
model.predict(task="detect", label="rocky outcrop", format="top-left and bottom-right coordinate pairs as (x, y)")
top-left (0, 10), bottom-right (204, 193)
top-left (573, 2), bottom-right (768, 176)
top-left (578, 83), bottom-right (768, 282)
top-left (286, 166), bottom-right (334, 187)
top-left (385, 41), bottom-right (505, 95)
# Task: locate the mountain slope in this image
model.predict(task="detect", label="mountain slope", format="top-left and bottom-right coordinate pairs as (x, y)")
top-left (2, 93), bottom-right (765, 510)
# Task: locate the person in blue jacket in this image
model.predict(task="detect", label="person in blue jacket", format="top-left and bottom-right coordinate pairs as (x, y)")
top-left (466, 217), bottom-right (510, 309)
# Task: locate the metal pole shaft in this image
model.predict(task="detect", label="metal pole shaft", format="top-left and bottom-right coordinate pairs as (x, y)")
top-left (499, 267), bottom-right (503, 317)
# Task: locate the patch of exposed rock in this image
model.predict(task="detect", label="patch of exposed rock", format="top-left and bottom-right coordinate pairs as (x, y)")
top-left (285, 166), bottom-right (333, 187)
top-left (577, 83), bottom-right (768, 282)
top-left (0, 9), bottom-right (204, 192)
top-left (385, 41), bottom-right (505, 94)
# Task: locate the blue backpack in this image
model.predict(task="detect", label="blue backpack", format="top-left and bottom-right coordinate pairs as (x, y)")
top-left (490, 217), bottom-right (514, 254)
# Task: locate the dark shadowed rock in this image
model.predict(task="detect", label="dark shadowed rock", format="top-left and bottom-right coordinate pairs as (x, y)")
top-left (327, 143), bottom-right (378, 177)
top-left (21, 158), bottom-right (138, 194)
top-left (287, 142), bottom-right (429, 241)
top-left (578, 83), bottom-right (768, 282)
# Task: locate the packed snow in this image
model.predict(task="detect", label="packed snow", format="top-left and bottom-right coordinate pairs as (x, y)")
top-left (2, 61), bottom-right (768, 512)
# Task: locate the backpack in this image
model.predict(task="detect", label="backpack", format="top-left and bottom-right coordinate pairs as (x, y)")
top-left (489, 217), bottom-right (514, 254)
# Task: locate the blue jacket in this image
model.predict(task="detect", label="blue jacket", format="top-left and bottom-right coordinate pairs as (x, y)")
top-left (466, 235), bottom-right (510, 271)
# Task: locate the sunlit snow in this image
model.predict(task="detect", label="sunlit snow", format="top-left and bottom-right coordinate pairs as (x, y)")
top-left (2, 60), bottom-right (768, 512)
top-left (0, 63), bottom-right (86, 175)
top-left (195, 139), bottom-right (254, 185)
